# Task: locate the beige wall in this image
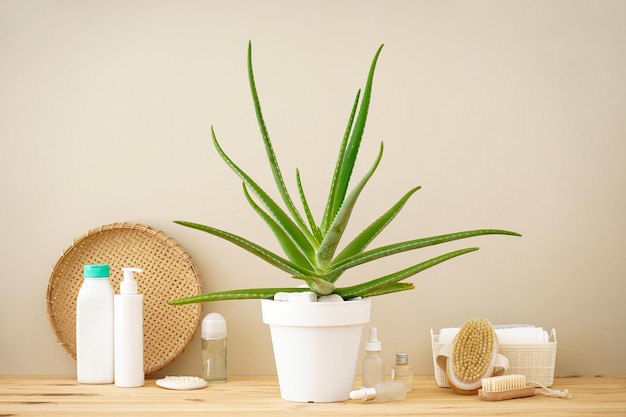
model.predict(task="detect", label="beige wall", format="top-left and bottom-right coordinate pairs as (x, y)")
top-left (1, 0), bottom-right (625, 378)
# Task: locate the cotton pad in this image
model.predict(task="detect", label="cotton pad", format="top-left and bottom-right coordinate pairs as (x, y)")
top-left (156, 376), bottom-right (208, 390)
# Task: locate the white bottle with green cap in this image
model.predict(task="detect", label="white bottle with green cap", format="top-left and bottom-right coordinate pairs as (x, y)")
top-left (76, 264), bottom-right (114, 384)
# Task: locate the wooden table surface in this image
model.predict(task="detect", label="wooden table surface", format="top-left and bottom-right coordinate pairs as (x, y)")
top-left (1, 375), bottom-right (624, 416)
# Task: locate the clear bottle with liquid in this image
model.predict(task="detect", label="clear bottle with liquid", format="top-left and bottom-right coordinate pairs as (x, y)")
top-left (350, 380), bottom-right (407, 402)
top-left (362, 327), bottom-right (384, 387)
top-left (201, 313), bottom-right (227, 382)
top-left (391, 352), bottom-right (413, 392)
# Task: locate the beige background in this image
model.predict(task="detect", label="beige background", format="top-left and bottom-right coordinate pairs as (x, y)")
top-left (1, 0), bottom-right (625, 378)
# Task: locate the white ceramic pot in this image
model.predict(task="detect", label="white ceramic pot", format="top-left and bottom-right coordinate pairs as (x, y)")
top-left (261, 297), bottom-right (371, 402)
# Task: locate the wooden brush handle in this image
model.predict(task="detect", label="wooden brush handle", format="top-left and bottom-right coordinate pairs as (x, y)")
top-left (478, 386), bottom-right (536, 401)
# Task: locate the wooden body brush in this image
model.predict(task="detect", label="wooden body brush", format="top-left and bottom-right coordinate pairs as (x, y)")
top-left (445, 317), bottom-right (504, 395)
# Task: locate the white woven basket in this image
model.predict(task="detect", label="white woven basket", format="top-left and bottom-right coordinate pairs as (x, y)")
top-left (431, 328), bottom-right (557, 388)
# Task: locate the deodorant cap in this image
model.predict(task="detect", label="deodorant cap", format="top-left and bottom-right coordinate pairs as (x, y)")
top-left (202, 313), bottom-right (227, 339)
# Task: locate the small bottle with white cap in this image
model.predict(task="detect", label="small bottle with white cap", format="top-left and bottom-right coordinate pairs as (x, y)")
top-left (362, 327), bottom-right (384, 387)
top-left (201, 313), bottom-right (227, 383)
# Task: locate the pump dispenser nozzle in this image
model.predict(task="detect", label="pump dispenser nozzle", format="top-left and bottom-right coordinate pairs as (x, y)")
top-left (120, 267), bottom-right (142, 295)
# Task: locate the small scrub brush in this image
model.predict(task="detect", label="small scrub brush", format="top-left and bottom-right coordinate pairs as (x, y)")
top-left (479, 374), bottom-right (573, 401)
top-left (446, 317), bottom-right (500, 394)
top-left (479, 374), bottom-right (535, 401)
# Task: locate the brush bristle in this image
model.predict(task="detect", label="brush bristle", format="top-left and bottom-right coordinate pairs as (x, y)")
top-left (481, 374), bottom-right (527, 392)
top-left (451, 317), bottom-right (496, 384)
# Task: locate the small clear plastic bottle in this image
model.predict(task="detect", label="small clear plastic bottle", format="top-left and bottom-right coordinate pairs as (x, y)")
top-left (350, 380), bottom-right (407, 402)
top-left (391, 352), bottom-right (413, 392)
top-left (362, 327), bottom-right (384, 387)
top-left (201, 313), bottom-right (227, 383)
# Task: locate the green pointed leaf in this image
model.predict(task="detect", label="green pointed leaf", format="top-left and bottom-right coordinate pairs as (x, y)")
top-left (330, 185), bottom-right (421, 278)
top-left (321, 89), bottom-right (361, 233)
top-left (247, 41), bottom-right (313, 239)
top-left (211, 128), bottom-right (316, 259)
top-left (329, 44), bottom-right (384, 228)
top-left (356, 282), bottom-right (415, 298)
top-left (316, 142), bottom-right (384, 269)
top-left (242, 183), bottom-right (316, 270)
top-left (296, 168), bottom-right (322, 242)
top-left (335, 247), bottom-right (479, 298)
top-left (174, 220), bottom-right (314, 277)
top-left (169, 287), bottom-right (312, 305)
top-left (329, 229), bottom-right (521, 277)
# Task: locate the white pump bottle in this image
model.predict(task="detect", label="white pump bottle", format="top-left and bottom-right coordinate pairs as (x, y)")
top-left (114, 267), bottom-right (144, 387)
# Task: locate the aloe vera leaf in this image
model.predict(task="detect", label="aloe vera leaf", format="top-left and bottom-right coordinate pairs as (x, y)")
top-left (329, 44), bottom-right (384, 230)
top-left (355, 282), bottom-right (415, 298)
top-left (330, 185), bottom-right (422, 279)
top-left (296, 168), bottom-right (322, 242)
top-left (247, 41), bottom-right (312, 239)
top-left (316, 142), bottom-right (384, 269)
top-left (174, 220), bottom-right (315, 277)
top-left (169, 287), bottom-right (312, 305)
top-left (242, 183), bottom-right (316, 270)
top-left (329, 229), bottom-right (521, 276)
top-left (334, 247), bottom-right (480, 298)
top-left (211, 127), bottom-right (316, 258)
top-left (321, 89), bottom-right (361, 233)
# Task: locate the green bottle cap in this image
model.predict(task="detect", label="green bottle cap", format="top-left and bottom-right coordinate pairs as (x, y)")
top-left (83, 264), bottom-right (110, 278)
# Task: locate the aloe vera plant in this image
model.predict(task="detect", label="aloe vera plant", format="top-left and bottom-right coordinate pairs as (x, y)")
top-left (169, 42), bottom-right (520, 305)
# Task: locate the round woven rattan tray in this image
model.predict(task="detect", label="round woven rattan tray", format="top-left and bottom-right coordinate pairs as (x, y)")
top-left (46, 222), bottom-right (203, 375)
